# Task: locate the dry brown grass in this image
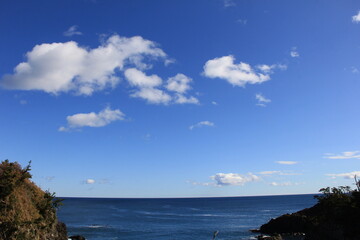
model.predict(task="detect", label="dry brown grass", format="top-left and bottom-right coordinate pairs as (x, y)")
top-left (0, 160), bottom-right (66, 240)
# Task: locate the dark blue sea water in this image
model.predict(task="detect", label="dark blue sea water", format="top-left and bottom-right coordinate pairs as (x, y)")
top-left (57, 194), bottom-right (316, 240)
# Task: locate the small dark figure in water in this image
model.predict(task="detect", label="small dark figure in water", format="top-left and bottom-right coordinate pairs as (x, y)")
top-left (213, 230), bottom-right (219, 240)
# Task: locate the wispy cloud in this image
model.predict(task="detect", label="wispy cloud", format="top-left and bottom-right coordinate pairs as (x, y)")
top-left (258, 170), bottom-right (300, 176)
top-left (326, 171), bottom-right (360, 179)
top-left (189, 121), bottom-right (214, 130)
top-left (85, 179), bottom-right (96, 184)
top-left (63, 25), bottom-right (82, 37)
top-left (255, 93), bottom-right (271, 107)
top-left (59, 107), bottom-right (125, 131)
top-left (275, 161), bottom-right (298, 165)
top-left (236, 19), bottom-right (247, 25)
top-left (351, 67), bottom-right (359, 74)
top-left (323, 151), bottom-right (360, 160)
top-left (256, 64), bottom-right (287, 74)
top-left (290, 47), bottom-right (299, 58)
top-left (223, 0), bottom-right (236, 8)
top-left (352, 11), bottom-right (360, 23)
top-left (269, 181), bottom-right (301, 186)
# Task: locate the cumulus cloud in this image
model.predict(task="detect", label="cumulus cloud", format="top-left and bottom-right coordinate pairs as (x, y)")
top-left (125, 68), bottom-right (162, 88)
top-left (324, 151), bottom-right (360, 160)
top-left (352, 11), bottom-right (360, 23)
top-left (203, 55), bottom-right (277, 87)
top-left (59, 107), bottom-right (125, 131)
top-left (255, 93), bottom-right (271, 107)
top-left (189, 121), bottom-right (214, 130)
top-left (276, 161), bottom-right (298, 165)
top-left (131, 87), bottom-right (172, 104)
top-left (166, 74), bottom-right (199, 104)
top-left (290, 47), bottom-right (299, 58)
top-left (211, 173), bottom-right (260, 186)
top-left (124, 69), bottom-right (198, 105)
top-left (63, 25), bottom-right (82, 37)
top-left (166, 73), bottom-right (192, 93)
top-left (173, 94), bottom-right (199, 104)
top-left (326, 171), bottom-right (360, 179)
top-left (1, 35), bottom-right (166, 95)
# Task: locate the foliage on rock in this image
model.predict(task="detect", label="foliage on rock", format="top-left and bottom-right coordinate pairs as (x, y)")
top-left (0, 160), bottom-right (67, 240)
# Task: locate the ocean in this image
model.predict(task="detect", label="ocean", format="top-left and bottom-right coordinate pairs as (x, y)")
top-left (57, 194), bottom-right (317, 240)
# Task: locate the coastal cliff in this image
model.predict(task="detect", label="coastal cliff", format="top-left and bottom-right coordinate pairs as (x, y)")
top-left (0, 160), bottom-right (67, 240)
top-left (257, 183), bottom-right (360, 240)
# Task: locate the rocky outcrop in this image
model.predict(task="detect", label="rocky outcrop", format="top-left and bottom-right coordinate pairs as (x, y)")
top-left (257, 186), bottom-right (360, 240)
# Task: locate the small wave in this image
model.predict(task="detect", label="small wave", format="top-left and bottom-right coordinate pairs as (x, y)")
top-left (85, 224), bottom-right (111, 229)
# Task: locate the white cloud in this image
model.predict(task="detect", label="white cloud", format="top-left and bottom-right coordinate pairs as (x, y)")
top-left (324, 151), bottom-right (360, 160)
top-left (86, 179), bottom-right (95, 184)
top-left (1, 35), bottom-right (167, 95)
top-left (326, 171), bottom-right (360, 179)
top-left (203, 55), bottom-right (273, 87)
top-left (174, 94), bottom-right (199, 104)
top-left (189, 121), bottom-right (214, 130)
top-left (352, 11), bottom-right (360, 23)
top-left (269, 182), bottom-right (298, 186)
top-left (20, 100), bottom-right (27, 105)
top-left (276, 161), bottom-right (298, 165)
top-left (255, 93), bottom-right (271, 107)
top-left (290, 47), bottom-right (299, 57)
top-left (166, 74), bottom-right (199, 104)
top-left (212, 101), bottom-right (218, 105)
top-left (63, 25), bottom-right (82, 37)
top-left (257, 64), bottom-right (287, 74)
top-left (125, 70), bottom-right (198, 105)
top-left (131, 87), bottom-right (172, 104)
top-left (166, 73), bottom-right (192, 93)
top-left (125, 68), bottom-right (162, 88)
top-left (59, 107), bottom-right (125, 131)
top-left (211, 173), bottom-right (260, 186)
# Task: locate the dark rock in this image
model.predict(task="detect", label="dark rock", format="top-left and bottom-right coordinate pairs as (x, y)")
top-left (69, 235), bottom-right (86, 240)
top-left (55, 221), bottom-right (68, 240)
top-left (259, 213), bottom-right (312, 234)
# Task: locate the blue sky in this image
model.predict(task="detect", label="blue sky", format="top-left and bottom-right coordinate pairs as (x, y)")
top-left (1, 0), bottom-right (360, 198)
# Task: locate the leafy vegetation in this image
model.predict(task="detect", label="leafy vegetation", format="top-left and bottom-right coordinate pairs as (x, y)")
top-left (0, 160), bottom-right (67, 240)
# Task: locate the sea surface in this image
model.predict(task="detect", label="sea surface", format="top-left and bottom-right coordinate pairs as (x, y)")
top-left (57, 194), bottom-right (317, 240)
